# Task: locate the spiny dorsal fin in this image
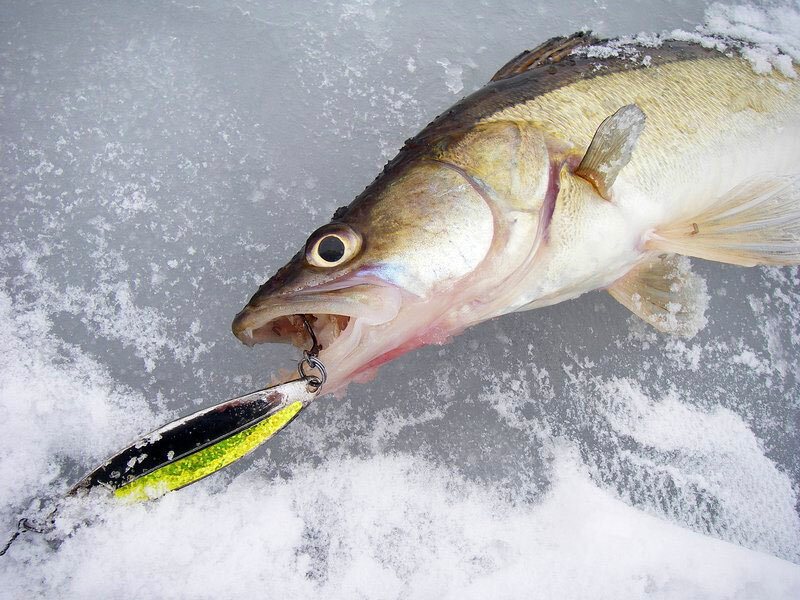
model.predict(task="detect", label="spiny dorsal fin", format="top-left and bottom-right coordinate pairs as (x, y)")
top-left (575, 104), bottom-right (646, 200)
top-left (648, 177), bottom-right (800, 266)
top-left (490, 32), bottom-right (597, 83)
top-left (608, 253), bottom-right (709, 338)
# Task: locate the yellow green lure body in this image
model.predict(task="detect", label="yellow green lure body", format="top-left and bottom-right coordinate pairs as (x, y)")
top-left (71, 378), bottom-right (317, 501)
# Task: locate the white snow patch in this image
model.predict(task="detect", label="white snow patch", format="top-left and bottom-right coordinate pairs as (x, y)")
top-left (595, 378), bottom-right (800, 559)
top-left (578, 2), bottom-right (799, 78)
top-left (671, 2), bottom-right (800, 77)
top-left (436, 58), bottom-right (464, 94)
top-left (0, 291), bottom-right (159, 518)
top-left (2, 451), bottom-right (799, 599)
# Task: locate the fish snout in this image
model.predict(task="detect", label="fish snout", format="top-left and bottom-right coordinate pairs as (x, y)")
top-left (232, 304), bottom-right (302, 347)
top-left (231, 306), bottom-right (259, 345)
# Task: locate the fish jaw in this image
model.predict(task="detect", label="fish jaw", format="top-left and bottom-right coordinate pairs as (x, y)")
top-left (231, 249), bottom-right (533, 394)
top-left (232, 281), bottom-right (401, 344)
top-left (232, 281), bottom-right (480, 393)
top-left (232, 279), bottom-right (419, 392)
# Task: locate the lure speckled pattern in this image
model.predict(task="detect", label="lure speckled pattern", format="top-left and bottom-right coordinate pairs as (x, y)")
top-left (115, 402), bottom-right (303, 502)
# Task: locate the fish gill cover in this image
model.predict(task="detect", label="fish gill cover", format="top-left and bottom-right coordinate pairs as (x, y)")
top-left (1, 0), bottom-right (800, 598)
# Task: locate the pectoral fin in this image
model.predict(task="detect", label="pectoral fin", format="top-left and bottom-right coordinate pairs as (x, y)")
top-left (608, 253), bottom-right (708, 337)
top-left (575, 104), bottom-right (646, 200)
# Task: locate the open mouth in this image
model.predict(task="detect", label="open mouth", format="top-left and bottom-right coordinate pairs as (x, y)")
top-left (237, 312), bottom-right (352, 353)
top-left (232, 284), bottom-right (405, 374)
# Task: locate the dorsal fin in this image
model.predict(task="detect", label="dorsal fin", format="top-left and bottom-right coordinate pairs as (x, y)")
top-left (490, 32), bottom-right (598, 82)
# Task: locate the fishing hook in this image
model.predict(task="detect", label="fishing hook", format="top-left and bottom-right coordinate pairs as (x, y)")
top-left (301, 314), bottom-right (321, 357)
top-left (298, 314), bottom-right (327, 391)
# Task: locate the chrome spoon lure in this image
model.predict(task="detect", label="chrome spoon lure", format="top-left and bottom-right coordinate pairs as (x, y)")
top-left (72, 316), bottom-right (327, 501)
top-left (71, 376), bottom-right (318, 502)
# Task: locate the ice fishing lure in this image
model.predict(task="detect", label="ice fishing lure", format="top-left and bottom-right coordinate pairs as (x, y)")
top-left (1, 374), bottom-right (322, 555)
top-left (71, 374), bottom-right (320, 501)
top-left (68, 316), bottom-right (327, 501)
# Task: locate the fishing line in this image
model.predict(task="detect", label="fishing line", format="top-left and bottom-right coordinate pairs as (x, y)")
top-left (0, 508), bottom-right (57, 557)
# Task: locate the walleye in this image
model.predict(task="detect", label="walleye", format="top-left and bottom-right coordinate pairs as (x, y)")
top-left (232, 33), bottom-right (800, 394)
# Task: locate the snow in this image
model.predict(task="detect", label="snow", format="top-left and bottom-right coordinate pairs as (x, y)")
top-left (2, 0), bottom-right (800, 598)
top-left (578, 1), bottom-right (800, 78)
top-left (0, 291), bottom-right (160, 518)
top-left (696, 2), bottom-right (800, 76)
top-left (4, 452), bottom-right (800, 599)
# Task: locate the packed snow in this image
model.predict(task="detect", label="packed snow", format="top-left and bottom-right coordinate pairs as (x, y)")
top-left (1, 1), bottom-right (800, 598)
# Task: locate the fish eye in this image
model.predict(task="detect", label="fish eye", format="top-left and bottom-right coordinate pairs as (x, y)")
top-left (306, 225), bottom-right (362, 268)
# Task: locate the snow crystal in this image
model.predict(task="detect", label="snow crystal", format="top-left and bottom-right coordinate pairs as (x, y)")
top-left (669, 2), bottom-right (800, 77)
top-left (436, 58), bottom-right (464, 94)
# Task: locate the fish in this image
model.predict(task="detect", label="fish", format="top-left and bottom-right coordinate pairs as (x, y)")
top-left (232, 32), bottom-right (800, 394)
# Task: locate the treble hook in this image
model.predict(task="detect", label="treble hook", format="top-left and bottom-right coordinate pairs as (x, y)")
top-left (300, 314), bottom-right (321, 357)
top-left (298, 314), bottom-right (327, 391)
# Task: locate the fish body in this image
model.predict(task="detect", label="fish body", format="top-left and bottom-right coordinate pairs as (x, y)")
top-left (233, 34), bottom-right (800, 393)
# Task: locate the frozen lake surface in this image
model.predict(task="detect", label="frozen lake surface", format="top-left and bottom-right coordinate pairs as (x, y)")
top-left (1, 0), bottom-right (800, 597)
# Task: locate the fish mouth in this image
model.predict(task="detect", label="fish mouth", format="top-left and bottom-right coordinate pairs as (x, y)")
top-left (232, 284), bottom-right (404, 384)
top-left (233, 310), bottom-right (350, 351)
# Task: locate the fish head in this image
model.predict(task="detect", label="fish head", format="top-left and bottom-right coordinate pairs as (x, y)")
top-left (232, 159), bottom-right (501, 393)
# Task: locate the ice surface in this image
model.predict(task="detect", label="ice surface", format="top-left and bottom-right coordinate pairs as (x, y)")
top-left (436, 58), bottom-right (464, 94)
top-left (1, 0), bottom-right (800, 598)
